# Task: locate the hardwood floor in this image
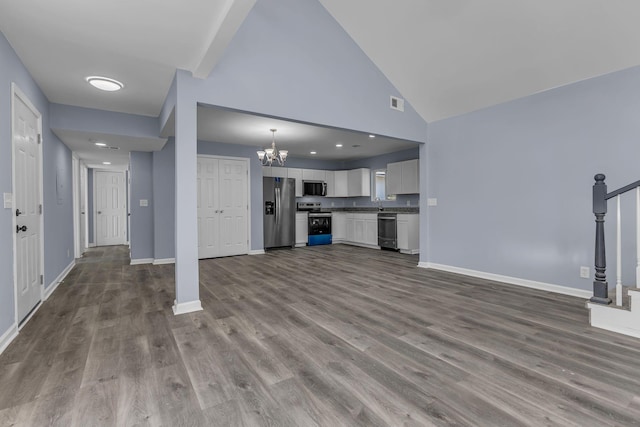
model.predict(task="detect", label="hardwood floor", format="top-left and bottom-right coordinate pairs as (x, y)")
top-left (2, 244), bottom-right (640, 426)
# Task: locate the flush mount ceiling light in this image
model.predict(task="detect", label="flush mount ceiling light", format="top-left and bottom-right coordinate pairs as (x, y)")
top-left (310, 151), bottom-right (317, 155)
top-left (257, 129), bottom-right (288, 166)
top-left (335, 144), bottom-right (343, 148)
top-left (102, 161), bottom-right (111, 165)
top-left (94, 142), bottom-right (107, 147)
top-left (86, 76), bottom-right (124, 92)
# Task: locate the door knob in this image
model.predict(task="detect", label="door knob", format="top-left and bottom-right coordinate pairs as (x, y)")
top-left (16, 225), bottom-right (27, 233)
top-left (98, 211), bottom-right (102, 214)
top-left (15, 209), bottom-right (22, 217)
top-left (220, 210), bottom-right (224, 214)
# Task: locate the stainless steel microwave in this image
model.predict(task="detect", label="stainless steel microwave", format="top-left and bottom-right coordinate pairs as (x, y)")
top-left (303, 180), bottom-right (327, 197)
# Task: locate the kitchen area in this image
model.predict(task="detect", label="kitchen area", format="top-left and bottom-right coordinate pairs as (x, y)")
top-left (262, 157), bottom-right (420, 254)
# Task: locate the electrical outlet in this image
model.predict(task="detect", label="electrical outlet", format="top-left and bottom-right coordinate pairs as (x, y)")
top-left (427, 198), bottom-right (438, 206)
top-left (406, 200), bottom-right (411, 206)
top-left (331, 202), bottom-right (335, 207)
top-left (580, 266), bottom-right (590, 279)
top-left (352, 201), bottom-right (356, 207)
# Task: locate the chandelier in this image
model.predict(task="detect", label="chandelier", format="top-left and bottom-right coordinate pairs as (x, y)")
top-left (257, 129), bottom-right (288, 166)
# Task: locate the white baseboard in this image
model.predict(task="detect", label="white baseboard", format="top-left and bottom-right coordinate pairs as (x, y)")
top-left (130, 258), bottom-right (154, 265)
top-left (153, 258), bottom-right (175, 265)
top-left (400, 249), bottom-right (420, 255)
top-left (89, 243), bottom-right (96, 248)
top-left (249, 249), bottom-right (265, 255)
top-left (172, 299), bottom-right (203, 315)
top-left (0, 324), bottom-right (18, 355)
top-left (419, 262), bottom-right (591, 299)
top-left (43, 259), bottom-right (76, 301)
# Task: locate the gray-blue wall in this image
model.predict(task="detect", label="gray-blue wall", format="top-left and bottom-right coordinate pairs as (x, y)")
top-left (426, 65), bottom-right (640, 292)
top-left (191, 0), bottom-right (428, 144)
top-left (129, 152), bottom-right (154, 260)
top-left (153, 140), bottom-right (176, 260)
top-left (0, 31), bottom-right (74, 337)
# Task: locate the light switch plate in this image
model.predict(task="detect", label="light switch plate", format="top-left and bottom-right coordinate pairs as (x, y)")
top-left (427, 198), bottom-right (438, 206)
top-left (3, 193), bottom-right (12, 209)
top-left (139, 199), bottom-right (148, 207)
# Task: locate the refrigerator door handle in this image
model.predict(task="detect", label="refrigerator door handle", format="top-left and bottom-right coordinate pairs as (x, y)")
top-left (275, 187), bottom-right (281, 225)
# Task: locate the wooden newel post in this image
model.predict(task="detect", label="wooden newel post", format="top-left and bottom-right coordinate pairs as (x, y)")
top-left (591, 174), bottom-right (611, 305)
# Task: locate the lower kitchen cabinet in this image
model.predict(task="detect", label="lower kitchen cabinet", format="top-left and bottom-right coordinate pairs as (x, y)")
top-left (397, 214), bottom-right (419, 254)
top-left (337, 213), bottom-right (378, 248)
top-left (332, 212), bottom-right (346, 242)
top-left (295, 212), bottom-right (308, 247)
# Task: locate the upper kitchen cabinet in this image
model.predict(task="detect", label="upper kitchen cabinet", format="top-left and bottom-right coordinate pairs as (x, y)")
top-left (288, 168), bottom-right (303, 197)
top-left (262, 166), bottom-right (287, 178)
top-left (348, 168), bottom-right (371, 197)
top-left (325, 171), bottom-right (335, 197)
top-left (302, 169), bottom-right (325, 181)
top-left (334, 170), bottom-right (348, 197)
top-left (386, 159), bottom-right (419, 195)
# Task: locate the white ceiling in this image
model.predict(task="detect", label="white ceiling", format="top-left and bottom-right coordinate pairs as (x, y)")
top-left (51, 130), bottom-right (167, 169)
top-left (197, 107), bottom-right (419, 161)
top-left (3, 0), bottom-right (640, 165)
top-left (319, 0), bottom-right (640, 122)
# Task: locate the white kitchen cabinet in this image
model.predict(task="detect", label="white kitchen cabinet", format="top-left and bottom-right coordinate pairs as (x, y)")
top-left (331, 212), bottom-right (346, 242)
top-left (386, 159), bottom-right (419, 195)
top-left (295, 212), bottom-right (308, 247)
top-left (302, 169), bottom-right (325, 181)
top-left (347, 168), bottom-right (371, 197)
top-left (287, 168), bottom-right (303, 197)
top-left (343, 213), bottom-right (378, 248)
top-left (334, 170), bottom-right (349, 197)
top-left (263, 166), bottom-right (287, 178)
top-left (364, 215), bottom-right (378, 246)
top-left (345, 213), bottom-right (355, 242)
top-left (397, 214), bottom-right (419, 254)
top-left (325, 171), bottom-right (335, 197)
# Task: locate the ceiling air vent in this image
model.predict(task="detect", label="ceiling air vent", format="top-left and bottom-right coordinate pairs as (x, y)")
top-left (390, 96), bottom-right (404, 112)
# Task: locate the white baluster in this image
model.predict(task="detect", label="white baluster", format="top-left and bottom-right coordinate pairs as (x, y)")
top-left (616, 195), bottom-right (622, 306)
top-left (637, 187), bottom-right (640, 288)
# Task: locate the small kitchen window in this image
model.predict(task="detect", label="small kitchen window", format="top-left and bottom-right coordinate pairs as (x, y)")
top-left (371, 169), bottom-right (396, 202)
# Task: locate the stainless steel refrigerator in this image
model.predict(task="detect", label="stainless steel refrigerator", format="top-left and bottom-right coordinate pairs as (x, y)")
top-left (263, 177), bottom-right (296, 249)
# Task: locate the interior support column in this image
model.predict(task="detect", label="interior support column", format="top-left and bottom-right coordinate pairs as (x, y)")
top-left (173, 74), bottom-right (202, 315)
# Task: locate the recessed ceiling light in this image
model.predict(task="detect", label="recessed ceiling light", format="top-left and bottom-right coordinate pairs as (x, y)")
top-left (352, 144), bottom-right (361, 148)
top-left (86, 76), bottom-right (124, 92)
top-left (336, 144), bottom-right (343, 148)
top-left (95, 142), bottom-right (107, 147)
top-left (369, 134), bottom-right (376, 138)
top-left (102, 161), bottom-right (111, 165)
top-left (310, 151), bottom-right (317, 155)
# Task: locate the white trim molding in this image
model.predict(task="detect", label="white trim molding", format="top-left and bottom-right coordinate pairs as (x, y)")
top-left (153, 258), bottom-right (175, 265)
top-left (419, 262), bottom-right (592, 299)
top-left (130, 258), bottom-right (154, 265)
top-left (0, 324), bottom-right (18, 355)
top-left (172, 299), bottom-right (203, 315)
top-left (89, 243), bottom-right (96, 248)
top-left (248, 249), bottom-right (266, 256)
top-left (43, 260), bottom-right (76, 301)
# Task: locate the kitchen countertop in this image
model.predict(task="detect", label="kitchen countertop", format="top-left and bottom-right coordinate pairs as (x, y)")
top-left (321, 207), bottom-right (419, 214)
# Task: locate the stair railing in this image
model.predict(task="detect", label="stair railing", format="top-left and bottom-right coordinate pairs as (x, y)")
top-left (590, 174), bottom-right (640, 305)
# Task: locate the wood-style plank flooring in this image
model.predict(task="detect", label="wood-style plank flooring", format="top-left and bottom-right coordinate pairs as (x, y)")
top-left (2, 244), bottom-right (640, 426)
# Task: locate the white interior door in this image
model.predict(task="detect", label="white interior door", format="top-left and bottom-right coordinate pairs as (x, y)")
top-left (197, 157), bottom-right (221, 258)
top-left (80, 164), bottom-right (87, 252)
top-left (95, 171), bottom-right (127, 246)
top-left (218, 159), bottom-right (248, 257)
top-left (13, 89), bottom-right (42, 323)
top-left (197, 156), bottom-right (249, 259)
